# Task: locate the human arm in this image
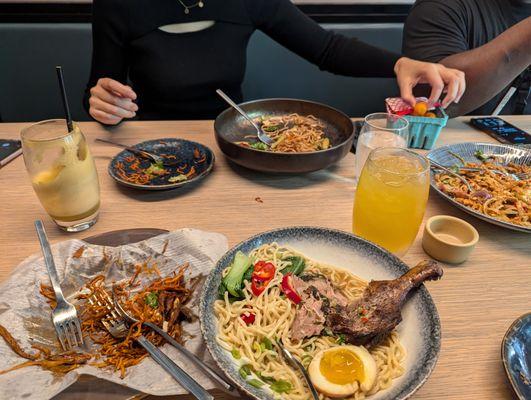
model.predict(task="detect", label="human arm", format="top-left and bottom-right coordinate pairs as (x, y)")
top-left (84, 0), bottom-right (137, 125)
top-left (440, 17), bottom-right (531, 116)
top-left (247, 0), bottom-right (464, 106)
top-left (403, 1), bottom-right (531, 116)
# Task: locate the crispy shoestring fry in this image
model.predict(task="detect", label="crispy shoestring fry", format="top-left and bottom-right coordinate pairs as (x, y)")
top-left (0, 261), bottom-right (195, 379)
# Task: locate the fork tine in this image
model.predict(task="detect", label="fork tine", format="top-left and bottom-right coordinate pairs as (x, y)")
top-left (74, 319), bottom-right (85, 346)
top-left (67, 321), bottom-right (79, 348)
top-left (55, 324), bottom-right (68, 351)
top-left (62, 323), bottom-right (74, 349)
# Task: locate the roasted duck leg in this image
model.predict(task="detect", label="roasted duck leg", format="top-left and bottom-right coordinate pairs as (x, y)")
top-left (326, 260), bottom-right (443, 346)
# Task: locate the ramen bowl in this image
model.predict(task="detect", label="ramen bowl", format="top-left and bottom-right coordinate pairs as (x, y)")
top-left (214, 98), bottom-right (354, 173)
top-left (199, 226), bottom-right (441, 400)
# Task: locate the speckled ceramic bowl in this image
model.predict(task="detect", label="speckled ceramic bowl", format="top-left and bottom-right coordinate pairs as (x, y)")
top-left (199, 227), bottom-right (441, 400)
top-left (502, 312), bottom-right (531, 400)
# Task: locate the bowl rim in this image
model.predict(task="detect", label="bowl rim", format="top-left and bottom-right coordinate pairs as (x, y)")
top-left (214, 97), bottom-right (355, 156)
top-left (424, 215), bottom-right (479, 248)
top-left (199, 226), bottom-right (441, 400)
top-left (501, 312), bottom-right (531, 400)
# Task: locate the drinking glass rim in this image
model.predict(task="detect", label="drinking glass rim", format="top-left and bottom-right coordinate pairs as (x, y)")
top-left (363, 112), bottom-right (409, 132)
top-left (366, 147), bottom-right (429, 176)
top-left (21, 119), bottom-right (78, 143)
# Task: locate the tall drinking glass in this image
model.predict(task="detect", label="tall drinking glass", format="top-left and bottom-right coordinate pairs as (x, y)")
top-left (353, 147), bottom-right (430, 256)
top-left (354, 113), bottom-right (409, 180)
top-left (21, 119), bottom-right (100, 232)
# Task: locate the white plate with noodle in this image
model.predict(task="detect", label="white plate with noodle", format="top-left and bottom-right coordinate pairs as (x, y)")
top-left (199, 227), bottom-right (441, 400)
top-left (428, 142), bottom-right (531, 233)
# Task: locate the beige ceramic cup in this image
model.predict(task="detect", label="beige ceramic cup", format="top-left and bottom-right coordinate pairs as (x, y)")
top-left (422, 215), bottom-right (479, 264)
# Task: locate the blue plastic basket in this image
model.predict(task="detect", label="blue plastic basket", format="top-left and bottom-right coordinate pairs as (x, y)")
top-left (404, 108), bottom-right (448, 150)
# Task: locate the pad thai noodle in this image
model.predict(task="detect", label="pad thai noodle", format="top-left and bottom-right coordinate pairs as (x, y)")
top-left (236, 113), bottom-right (330, 153)
top-left (434, 155), bottom-right (530, 227)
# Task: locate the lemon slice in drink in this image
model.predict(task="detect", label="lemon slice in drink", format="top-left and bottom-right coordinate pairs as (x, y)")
top-left (33, 165), bottom-right (65, 185)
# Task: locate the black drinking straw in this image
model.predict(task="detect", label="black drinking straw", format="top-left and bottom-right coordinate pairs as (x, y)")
top-left (55, 66), bottom-right (74, 132)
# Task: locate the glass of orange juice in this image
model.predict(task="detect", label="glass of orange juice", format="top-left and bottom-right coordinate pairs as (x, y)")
top-left (21, 119), bottom-right (100, 232)
top-left (353, 147), bottom-right (429, 256)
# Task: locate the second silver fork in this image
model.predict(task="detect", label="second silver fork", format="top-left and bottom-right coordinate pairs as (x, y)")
top-left (89, 289), bottom-right (213, 400)
top-left (35, 220), bottom-right (84, 351)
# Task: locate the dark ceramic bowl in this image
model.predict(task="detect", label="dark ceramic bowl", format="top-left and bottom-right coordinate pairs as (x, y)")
top-left (502, 312), bottom-right (531, 400)
top-left (108, 138), bottom-right (214, 190)
top-left (199, 226), bottom-right (441, 400)
top-left (214, 98), bottom-right (354, 173)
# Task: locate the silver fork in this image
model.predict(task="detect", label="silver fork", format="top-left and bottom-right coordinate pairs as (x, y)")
top-left (276, 340), bottom-right (319, 400)
top-left (88, 289), bottom-right (213, 400)
top-left (437, 165), bottom-right (528, 181)
top-left (95, 138), bottom-right (182, 167)
top-left (35, 220), bottom-right (84, 350)
top-left (215, 89), bottom-right (274, 146)
top-left (111, 286), bottom-right (235, 393)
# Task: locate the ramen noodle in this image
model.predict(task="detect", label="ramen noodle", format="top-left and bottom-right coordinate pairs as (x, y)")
top-left (214, 243), bottom-right (406, 399)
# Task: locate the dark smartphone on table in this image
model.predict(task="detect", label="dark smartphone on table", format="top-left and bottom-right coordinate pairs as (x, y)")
top-left (0, 139), bottom-right (22, 167)
top-left (469, 117), bottom-right (531, 145)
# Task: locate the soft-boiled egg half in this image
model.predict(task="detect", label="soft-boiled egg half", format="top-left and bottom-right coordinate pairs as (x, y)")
top-left (308, 345), bottom-right (377, 398)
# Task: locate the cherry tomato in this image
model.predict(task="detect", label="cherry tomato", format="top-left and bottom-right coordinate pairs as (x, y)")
top-left (413, 101), bottom-right (428, 116)
top-left (424, 112), bottom-right (437, 118)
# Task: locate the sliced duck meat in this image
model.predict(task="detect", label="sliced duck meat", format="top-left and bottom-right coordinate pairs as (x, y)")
top-left (326, 260), bottom-right (443, 347)
top-left (290, 274), bottom-right (348, 340)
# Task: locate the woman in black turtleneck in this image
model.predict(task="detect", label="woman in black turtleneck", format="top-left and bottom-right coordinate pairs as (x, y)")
top-left (85, 0), bottom-right (465, 124)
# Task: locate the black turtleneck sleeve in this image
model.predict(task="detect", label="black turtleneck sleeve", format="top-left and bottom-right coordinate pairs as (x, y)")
top-left (84, 0), bottom-right (401, 120)
top-left (248, 0), bottom-right (400, 78)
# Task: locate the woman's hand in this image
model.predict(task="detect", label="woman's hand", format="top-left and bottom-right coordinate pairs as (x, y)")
top-left (394, 57), bottom-right (466, 108)
top-left (89, 78), bottom-right (138, 125)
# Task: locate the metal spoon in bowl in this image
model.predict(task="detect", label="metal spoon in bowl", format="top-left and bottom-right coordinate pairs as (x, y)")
top-left (276, 340), bottom-right (319, 400)
top-left (215, 89), bottom-right (273, 146)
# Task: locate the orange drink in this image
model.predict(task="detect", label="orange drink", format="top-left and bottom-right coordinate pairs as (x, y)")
top-left (353, 147), bottom-right (429, 255)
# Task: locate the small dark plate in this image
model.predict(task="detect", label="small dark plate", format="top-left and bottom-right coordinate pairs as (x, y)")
top-left (108, 138), bottom-right (215, 190)
top-left (502, 312), bottom-right (531, 400)
top-left (214, 98), bottom-right (354, 173)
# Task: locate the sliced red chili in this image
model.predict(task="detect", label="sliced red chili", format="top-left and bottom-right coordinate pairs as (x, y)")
top-left (251, 261), bottom-right (276, 296)
top-left (240, 312), bottom-right (256, 325)
top-left (281, 273), bottom-right (302, 304)
top-left (252, 261), bottom-right (275, 281)
top-left (251, 280), bottom-right (267, 296)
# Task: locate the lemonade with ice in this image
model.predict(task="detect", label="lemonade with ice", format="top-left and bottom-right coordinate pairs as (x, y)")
top-left (21, 120), bottom-right (100, 231)
top-left (353, 148), bottom-right (429, 255)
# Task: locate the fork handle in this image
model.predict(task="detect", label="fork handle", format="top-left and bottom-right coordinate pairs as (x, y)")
top-left (144, 321), bottom-right (234, 392)
top-left (95, 138), bottom-right (157, 162)
top-left (215, 89), bottom-right (259, 129)
top-left (136, 335), bottom-right (214, 400)
top-left (35, 220), bottom-right (66, 303)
